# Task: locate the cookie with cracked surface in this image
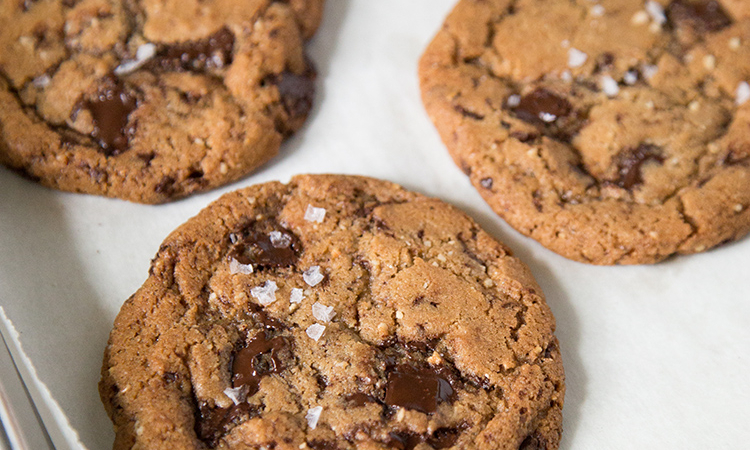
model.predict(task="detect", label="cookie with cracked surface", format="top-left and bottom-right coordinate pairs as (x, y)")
top-left (419, 0), bottom-right (750, 264)
top-left (0, 0), bottom-right (323, 203)
top-left (100, 174), bottom-right (564, 450)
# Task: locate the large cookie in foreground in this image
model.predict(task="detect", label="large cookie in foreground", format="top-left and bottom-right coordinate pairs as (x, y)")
top-left (419, 0), bottom-right (750, 264)
top-left (0, 0), bottom-right (323, 203)
top-left (100, 174), bottom-right (564, 449)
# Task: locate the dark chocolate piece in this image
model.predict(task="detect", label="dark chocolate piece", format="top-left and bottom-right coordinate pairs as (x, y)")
top-left (149, 27), bottom-right (235, 72)
top-left (229, 225), bottom-right (300, 269)
top-left (667, 0), bottom-right (732, 34)
top-left (345, 393), bottom-right (378, 407)
top-left (512, 88), bottom-right (572, 126)
top-left (231, 335), bottom-right (287, 396)
top-left (196, 401), bottom-right (257, 445)
top-left (85, 76), bottom-right (137, 156)
top-left (276, 71), bottom-right (315, 120)
top-left (384, 366), bottom-right (454, 414)
top-left (613, 143), bottom-right (665, 189)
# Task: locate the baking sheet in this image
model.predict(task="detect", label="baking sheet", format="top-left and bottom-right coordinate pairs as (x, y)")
top-left (1, 1), bottom-right (749, 449)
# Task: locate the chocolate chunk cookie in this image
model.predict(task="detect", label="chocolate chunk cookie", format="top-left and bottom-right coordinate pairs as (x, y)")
top-left (100, 175), bottom-right (564, 449)
top-left (0, 0), bottom-right (323, 203)
top-left (419, 0), bottom-right (750, 264)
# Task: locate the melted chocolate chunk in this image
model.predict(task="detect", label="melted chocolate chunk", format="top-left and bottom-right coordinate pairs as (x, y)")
top-left (667, 0), bottom-right (732, 34)
top-left (519, 432), bottom-right (548, 450)
top-left (384, 366), bottom-right (454, 414)
top-left (511, 89), bottom-right (572, 126)
top-left (229, 224), bottom-right (300, 269)
top-left (594, 53), bottom-right (615, 73)
top-left (85, 76), bottom-right (137, 156)
top-left (346, 393), bottom-right (378, 407)
top-left (613, 143), bottom-right (665, 190)
top-left (276, 70), bottom-right (316, 120)
top-left (148, 28), bottom-right (235, 72)
top-left (386, 428), bottom-right (461, 450)
top-left (196, 401), bottom-right (258, 445)
top-left (232, 335), bottom-right (288, 395)
top-left (454, 104), bottom-right (485, 120)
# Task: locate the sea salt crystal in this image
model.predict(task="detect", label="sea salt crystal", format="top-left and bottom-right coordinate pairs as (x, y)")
top-left (561, 70), bottom-right (573, 82)
top-left (114, 43), bottom-right (156, 75)
top-left (736, 81), bottom-right (750, 105)
top-left (312, 302), bottom-right (336, 322)
top-left (303, 266), bottom-right (324, 286)
top-left (568, 48), bottom-right (588, 68)
top-left (642, 64), bottom-right (658, 80)
top-left (32, 74), bottom-right (51, 88)
top-left (229, 257), bottom-right (253, 275)
top-left (269, 231), bottom-right (292, 248)
top-left (623, 70), bottom-right (638, 85)
top-left (539, 112), bottom-right (557, 123)
top-left (645, 1), bottom-right (666, 24)
top-left (601, 75), bottom-right (620, 97)
top-left (306, 406), bottom-right (323, 429)
top-left (304, 205), bottom-right (326, 223)
top-left (506, 94), bottom-right (521, 107)
top-left (306, 324), bottom-right (326, 342)
top-left (223, 386), bottom-right (247, 405)
top-left (290, 288), bottom-right (304, 304)
top-left (251, 280), bottom-right (278, 306)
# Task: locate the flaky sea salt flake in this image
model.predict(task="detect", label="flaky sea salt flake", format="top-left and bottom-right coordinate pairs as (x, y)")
top-left (623, 70), bottom-right (638, 85)
top-left (269, 231), bottom-right (292, 248)
top-left (251, 280), bottom-right (278, 306)
top-left (568, 48), bottom-right (588, 68)
top-left (312, 302), bottom-right (336, 322)
top-left (601, 76), bottom-right (619, 97)
top-left (304, 205), bottom-right (326, 223)
top-left (303, 266), bottom-right (324, 287)
top-left (506, 94), bottom-right (521, 107)
top-left (224, 386), bottom-right (248, 405)
top-left (229, 257), bottom-right (253, 275)
top-left (32, 74), bottom-right (51, 88)
top-left (645, 1), bottom-right (666, 24)
top-left (539, 112), bottom-right (557, 123)
top-left (290, 288), bottom-right (304, 304)
top-left (736, 81), bottom-right (750, 105)
top-left (114, 43), bottom-right (156, 75)
top-left (642, 64), bottom-right (658, 80)
top-left (306, 406), bottom-right (323, 429)
top-left (306, 324), bottom-right (326, 342)
top-left (590, 4), bottom-right (605, 17)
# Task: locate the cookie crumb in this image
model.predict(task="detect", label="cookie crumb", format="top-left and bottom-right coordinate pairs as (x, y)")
top-left (703, 55), bottom-right (716, 71)
top-left (306, 324), bottom-right (326, 342)
top-left (736, 81), bottom-right (750, 105)
top-left (220, 163), bottom-right (229, 175)
top-left (734, 204), bottom-right (744, 212)
top-left (304, 205), bottom-right (326, 223)
top-left (688, 100), bottom-right (700, 111)
top-left (694, 245), bottom-right (706, 252)
top-left (395, 310), bottom-right (404, 320)
top-left (483, 278), bottom-right (494, 288)
top-left (600, 75), bottom-right (619, 97)
top-left (269, 231), bottom-right (292, 248)
top-left (251, 281), bottom-right (278, 306)
top-left (303, 266), bottom-right (324, 286)
top-left (312, 302), bottom-right (336, 322)
top-left (396, 408), bottom-right (406, 422)
top-left (631, 10), bottom-right (650, 25)
top-left (568, 48), bottom-right (588, 68)
top-left (306, 406), bottom-right (323, 429)
top-left (290, 288), bottom-right (304, 304)
top-left (729, 37), bottom-right (741, 50)
top-left (229, 257), bottom-right (253, 275)
top-left (590, 4), bottom-right (605, 17)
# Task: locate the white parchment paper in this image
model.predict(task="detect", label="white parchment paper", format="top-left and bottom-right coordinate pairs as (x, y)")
top-left (1, 1), bottom-right (749, 449)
